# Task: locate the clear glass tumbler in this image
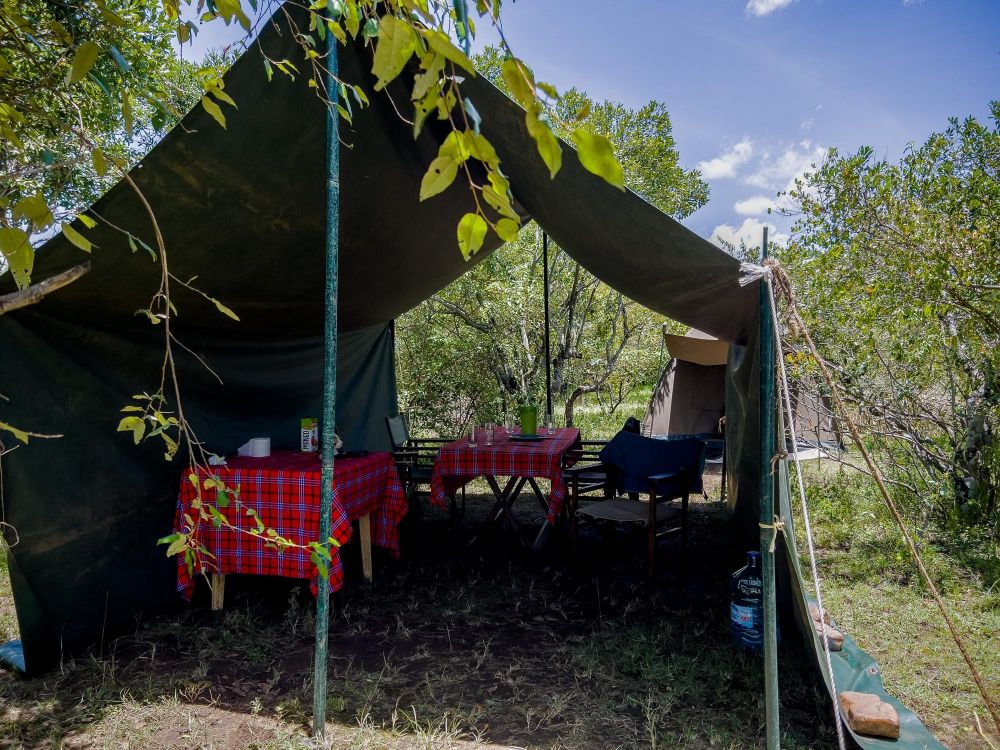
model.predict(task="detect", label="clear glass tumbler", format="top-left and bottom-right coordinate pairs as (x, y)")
top-left (468, 424), bottom-right (478, 448)
top-left (545, 412), bottom-right (556, 435)
top-left (484, 423), bottom-right (495, 446)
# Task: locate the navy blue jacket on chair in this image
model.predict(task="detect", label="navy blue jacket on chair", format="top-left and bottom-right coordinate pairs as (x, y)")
top-left (598, 432), bottom-right (706, 497)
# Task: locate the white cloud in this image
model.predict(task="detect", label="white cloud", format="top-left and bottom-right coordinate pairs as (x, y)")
top-left (746, 0), bottom-right (796, 17)
top-left (800, 116), bottom-right (814, 131)
top-left (734, 195), bottom-right (777, 216)
top-left (712, 218), bottom-right (789, 251)
top-left (697, 137), bottom-right (754, 180)
top-left (902, 0), bottom-right (922, 6)
top-left (744, 140), bottom-right (826, 191)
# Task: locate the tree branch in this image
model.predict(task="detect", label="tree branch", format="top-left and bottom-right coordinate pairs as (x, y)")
top-left (0, 262), bottom-right (90, 316)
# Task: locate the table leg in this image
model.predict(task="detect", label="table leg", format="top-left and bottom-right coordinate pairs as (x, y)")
top-left (359, 513), bottom-right (373, 582)
top-left (524, 477), bottom-right (557, 553)
top-left (210, 573), bottom-right (226, 611)
top-left (526, 478), bottom-right (549, 514)
top-left (468, 476), bottom-right (524, 547)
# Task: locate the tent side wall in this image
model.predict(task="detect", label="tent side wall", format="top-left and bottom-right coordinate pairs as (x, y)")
top-left (725, 329), bottom-right (762, 542)
top-left (644, 360), bottom-right (726, 438)
top-left (0, 312), bottom-right (396, 674)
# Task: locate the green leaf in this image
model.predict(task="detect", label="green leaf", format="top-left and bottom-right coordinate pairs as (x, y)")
top-left (327, 19), bottom-right (347, 45)
top-left (420, 155), bottom-right (460, 201)
top-left (99, 6), bottom-right (127, 26)
top-left (412, 89), bottom-right (439, 138)
top-left (0, 227), bottom-right (33, 288)
top-left (438, 130), bottom-right (470, 163)
top-left (371, 15), bottom-right (417, 91)
top-left (456, 212), bottom-right (488, 260)
top-left (127, 234), bottom-right (156, 261)
top-left (165, 535), bottom-right (187, 557)
top-left (78, 214), bottom-right (97, 229)
top-left (311, 551), bottom-right (329, 580)
top-left (92, 147), bottom-right (108, 176)
top-left (526, 106), bottom-right (562, 179)
top-left (495, 217), bottom-right (520, 242)
top-left (201, 95), bottom-right (227, 129)
top-left (501, 58), bottom-right (535, 108)
top-left (571, 128), bottom-right (624, 190)
top-left (422, 29), bottom-right (475, 75)
top-left (108, 45), bottom-right (131, 73)
top-left (13, 194), bottom-right (53, 231)
top-left (211, 297), bottom-right (240, 321)
top-left (463, 97), bottom-right (481, 133)
top-left (210, 86), bottom-right (237, 108)
top-left (309, 541), bottom-right (332, 561)
top-left (68, 41), bottom-right (100, 84)
top-left (412, 53), bottom-right (445, 101)
top-left (117, 416), bottom-right (142, 432)
top-left (0, 420), bottom-right (29, 444)
top-left (62, 224), bottom-right (93, 253)
top-left (344, 1), bottom-right (360, 37)
top-left (122, 90), bottom-right (134, 137)
top-left (463, 131), bottom-right (498, 168)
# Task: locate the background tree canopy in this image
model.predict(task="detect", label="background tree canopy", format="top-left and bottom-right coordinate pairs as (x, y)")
top-left (396, 45), bottom-right (709, 435)
top-left (781, 102), bottom-right (1000, 543)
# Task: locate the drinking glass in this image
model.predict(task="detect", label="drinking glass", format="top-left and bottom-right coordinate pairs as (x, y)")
top-left (468, 424), bottom-right (478, 448)
top-left (504, 414), bottom-right (515, 436)
top-left (545, 412), bottom-right (556, 435)
top-left (484, 423), bottom-right (495, 446)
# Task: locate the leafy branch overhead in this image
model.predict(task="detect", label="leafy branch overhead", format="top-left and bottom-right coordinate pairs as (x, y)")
top-left (1, 0), bottom-right (625, 295)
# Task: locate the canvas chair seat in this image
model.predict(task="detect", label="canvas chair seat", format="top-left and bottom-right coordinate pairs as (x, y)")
top-left (577, 497), bottom-right (682, 525)
top-left (568, 431), bottom-right (705, 579)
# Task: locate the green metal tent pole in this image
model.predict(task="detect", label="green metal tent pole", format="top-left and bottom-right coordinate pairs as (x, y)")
top-left (312, 24), bottom-right (341, 740)
top-left (542, 231), bottom-right (552, 418)
top-left (759, 227), bottom-right (780, 749)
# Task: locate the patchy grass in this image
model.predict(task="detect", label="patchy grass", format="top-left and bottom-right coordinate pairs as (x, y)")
top-left (793, 461), bottom-right (1000, 749)
top-left (1, 480), bottom-right (842, 750)
top-left (1, 543), bottom-right (17, 643)
top-left (2, 464), bottom-right (994, 749)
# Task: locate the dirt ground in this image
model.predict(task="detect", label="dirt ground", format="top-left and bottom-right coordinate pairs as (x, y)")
top-left (1, 477), bottom-right (844, 750)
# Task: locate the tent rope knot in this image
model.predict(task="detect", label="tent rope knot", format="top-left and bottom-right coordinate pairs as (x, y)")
top-left (770, 450), bottom-right (789, 472)
top-left (758, 515), bottom-right (785, 554)
top-left (738, 261), bottom-right (772, 287)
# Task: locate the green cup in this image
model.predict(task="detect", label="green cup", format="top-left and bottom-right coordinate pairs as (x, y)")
top-left (519, 405), bottom-right (538, 436)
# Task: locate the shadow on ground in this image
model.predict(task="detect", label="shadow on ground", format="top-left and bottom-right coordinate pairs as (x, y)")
top-left (0, 485), bottom-right (839, 749)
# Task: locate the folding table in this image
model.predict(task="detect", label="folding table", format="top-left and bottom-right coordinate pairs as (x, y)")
top-left (174, 451), bottom-right (406, 608)
top-left (429, 427), bottom-right (581, 549)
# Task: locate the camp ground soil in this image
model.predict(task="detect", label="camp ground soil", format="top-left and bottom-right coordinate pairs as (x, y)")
top-left (0, 483), bottom-right (995, 750)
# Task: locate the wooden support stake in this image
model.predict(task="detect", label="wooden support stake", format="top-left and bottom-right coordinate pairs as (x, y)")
top-left (210, 573), bottom-right (225, 611)
top-left (359, 513), bottom-right (373, 582)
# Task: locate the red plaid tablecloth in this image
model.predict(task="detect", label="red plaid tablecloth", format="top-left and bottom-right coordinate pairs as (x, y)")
top-left (174, 451), bottom-right (406, 599)
top-left (429, 428), bottom-right (581, 522)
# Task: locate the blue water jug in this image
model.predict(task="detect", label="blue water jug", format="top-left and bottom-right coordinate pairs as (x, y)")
top-left (730, 551), bottom-right (765, 650)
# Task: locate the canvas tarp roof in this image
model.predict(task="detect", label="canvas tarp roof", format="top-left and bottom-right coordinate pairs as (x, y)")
top-left (0, 7), bottom-right (943, 748)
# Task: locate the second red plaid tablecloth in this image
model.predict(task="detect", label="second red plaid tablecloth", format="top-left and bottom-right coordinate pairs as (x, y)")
top-left (429, 428), bottom-right (581, 522)
top-left (174, 451), bottom-right (406, 599)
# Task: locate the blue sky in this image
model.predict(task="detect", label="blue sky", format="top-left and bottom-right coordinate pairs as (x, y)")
top-left (187, 0), bottom-right (1000, 247)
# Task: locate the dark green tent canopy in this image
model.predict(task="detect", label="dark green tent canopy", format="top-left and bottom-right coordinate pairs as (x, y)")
top-left (0, 7), bottom-right (943, 748)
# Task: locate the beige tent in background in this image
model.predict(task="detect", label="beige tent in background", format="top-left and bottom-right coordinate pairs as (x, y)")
top-left (643, 328), bottom-right (842, 454)
top-left (643, 328), bottom-right (728, 438)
